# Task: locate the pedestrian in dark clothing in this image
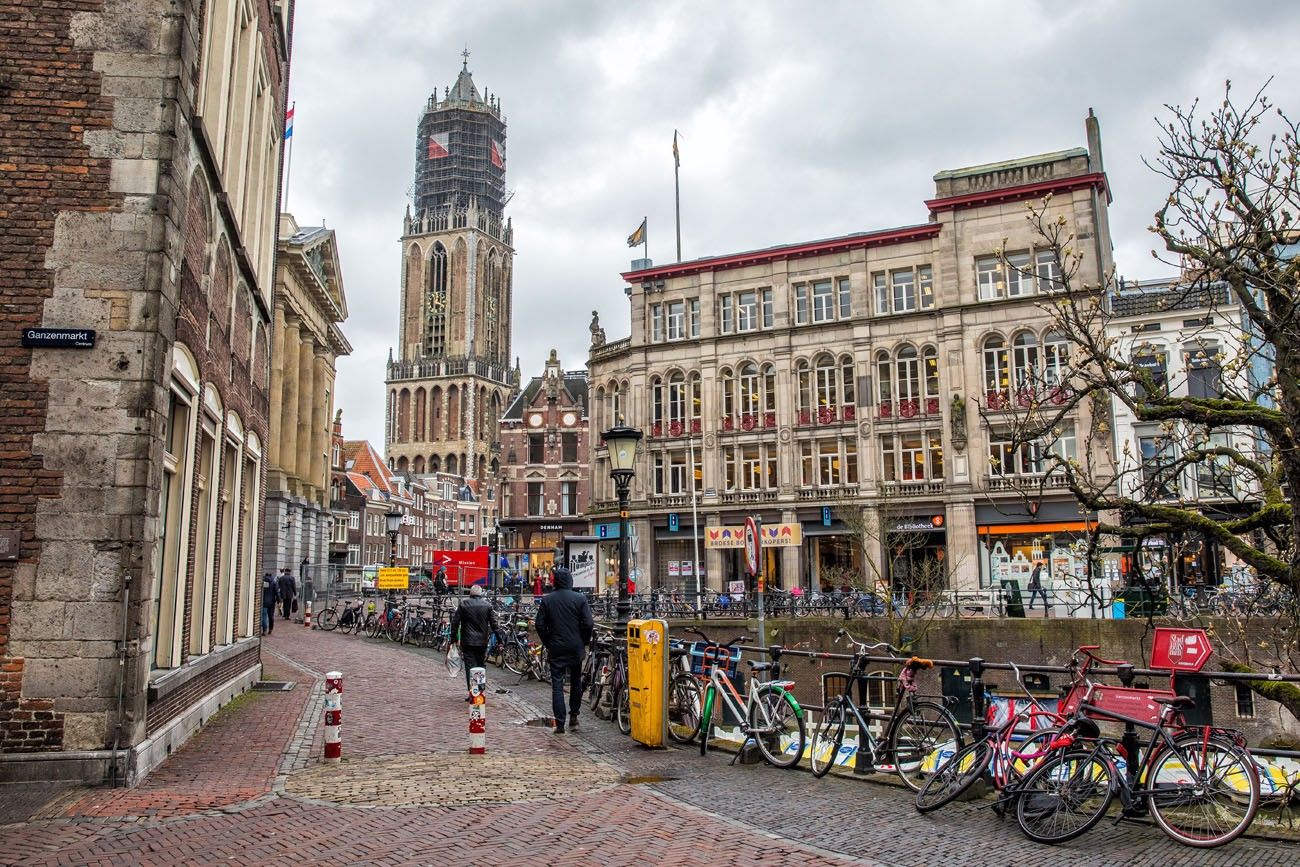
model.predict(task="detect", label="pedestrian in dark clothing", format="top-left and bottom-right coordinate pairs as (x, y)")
top-left (260, 572), bottom-right (279, 635)
top-left (434, 567), bottom-right (449, 596)
top-left (1028, 561), bottom-right (1049, 614)
top-left (277, 569), bottom-right (297, 620)
top-left (450, 584), bottom-right (499, 699)
top-left (534, 567), bottom-right (594, 734)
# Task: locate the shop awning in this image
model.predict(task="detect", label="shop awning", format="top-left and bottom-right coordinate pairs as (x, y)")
top-left (978, 521), bottom-right (1095, 535)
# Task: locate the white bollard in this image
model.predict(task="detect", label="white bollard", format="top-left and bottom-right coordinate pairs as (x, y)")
top-left (468, 666), bottom-right (486, 754)
top-left (324, 670), bottom-right (343, 762)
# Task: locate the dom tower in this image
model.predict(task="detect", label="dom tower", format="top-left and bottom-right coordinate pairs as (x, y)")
top-left (387, 54), bottom-right (517, 485)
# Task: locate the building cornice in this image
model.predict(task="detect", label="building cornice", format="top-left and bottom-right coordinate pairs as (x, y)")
top-left (925, 172), bottom-right (1109, 215)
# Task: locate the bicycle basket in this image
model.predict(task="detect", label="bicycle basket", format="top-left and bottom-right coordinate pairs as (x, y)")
top-left (690, 641), bottom-right (741, 677)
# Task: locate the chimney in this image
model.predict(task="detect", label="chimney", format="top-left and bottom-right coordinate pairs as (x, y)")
top-left (1086, 108), bottom-right (1105, 175)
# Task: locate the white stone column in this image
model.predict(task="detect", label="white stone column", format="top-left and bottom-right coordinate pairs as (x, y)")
top-left (279, 316), bottom-right (301, 478)
top-left (296, 336), bottom-right (315, 489)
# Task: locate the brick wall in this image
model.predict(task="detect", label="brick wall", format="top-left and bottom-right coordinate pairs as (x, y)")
top-left (144, 644), bottom-right (260, 736)
top-left (0, 0), bottom-right (119, 750)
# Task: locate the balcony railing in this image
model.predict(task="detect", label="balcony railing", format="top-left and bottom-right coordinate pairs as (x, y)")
top-left (984, 473), bottom-right (1072, 492)
top-left (720, 412), bottom-right (779, 433)
top-left (589, 336), bottom-right (632, 363)
top-left (718, 489), bottom-right (780, 505)
top-left (795, 484), bottom-right (860, 501)
top-left (388, 356), bottom-right (516, 387)
top-left (877, 397), bottom-right (942, 419)
top-left (649, 419), bottom-right (702, 439)
top-left (880, 479), bottom-right (945, 496)
top-left (796, 405), bottom-right (856, 427)
top-left (984, 387), bottom-right (1072, 411)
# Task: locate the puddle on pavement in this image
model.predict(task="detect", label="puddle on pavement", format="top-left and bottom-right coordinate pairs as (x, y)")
top-left (520, 716), bottom-right (556, 727)
top-left (619, 774), bottom-right (680, 785)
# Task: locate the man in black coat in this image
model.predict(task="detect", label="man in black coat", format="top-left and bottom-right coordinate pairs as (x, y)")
top-left (450, 584), bottom-right (499, 700)
top-left (534, 567), bottom-right (594, 734)
top-left (277, 568), bottom-right (297, 621)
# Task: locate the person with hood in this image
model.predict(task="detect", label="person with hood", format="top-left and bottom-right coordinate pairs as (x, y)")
top-left (450, 584), bottom-right (499, 700)
top-left (434, 566), bottom-right (449, 596)
top-left (534, 567), bottom-right (594, 734)
top-left (260, 572), bottom-right (279, 635)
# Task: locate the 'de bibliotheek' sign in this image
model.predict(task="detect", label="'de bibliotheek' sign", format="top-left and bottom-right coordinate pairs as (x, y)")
top-left (22, 328), bottom-right (96, 349)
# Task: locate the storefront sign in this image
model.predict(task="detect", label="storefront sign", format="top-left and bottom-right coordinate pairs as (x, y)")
top-left (595, 522), bottom-right (621, 539)
top-left (727, 580), bottom-right (745, 595)
top-left (891, 515), bottom-right (945, 533)
top-left (704, 523), bottom-right (802, 549)
top-left (680, 560), bottom-right (694, 577)
top-left (667, 560), bottom-right (681, 577)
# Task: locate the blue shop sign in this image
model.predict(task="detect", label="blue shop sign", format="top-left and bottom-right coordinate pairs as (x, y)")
top-left (595, 522), bottom-right (621, 540)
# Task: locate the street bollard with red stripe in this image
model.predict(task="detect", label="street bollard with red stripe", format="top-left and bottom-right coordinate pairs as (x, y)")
top-left (468, 666), bottom-right (486, 754)
top-left (323, 671), bottom-right (343, 763)
top-left (304, 600), bottom-right (313, 628)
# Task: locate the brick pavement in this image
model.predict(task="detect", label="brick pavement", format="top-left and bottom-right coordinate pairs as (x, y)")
top-left (0, 623), bottom-right (1294, 866)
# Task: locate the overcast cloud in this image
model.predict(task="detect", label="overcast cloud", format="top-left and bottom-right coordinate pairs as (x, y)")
top-left (283, 0), bottom-right (1300, 448)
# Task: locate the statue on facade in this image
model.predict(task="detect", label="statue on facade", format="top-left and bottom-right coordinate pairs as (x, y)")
top-left (589, 310), bottom-right (606, 347)
top-left (950, 394), bottom-right (967, 452)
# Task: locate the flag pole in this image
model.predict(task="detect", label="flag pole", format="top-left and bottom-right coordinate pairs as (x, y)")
top-left (674, 130), bottom-right (682, 262)
top-left (283, 101), bottom-right (295, 210)
top-left (643, 215), bottom-right (648, 262)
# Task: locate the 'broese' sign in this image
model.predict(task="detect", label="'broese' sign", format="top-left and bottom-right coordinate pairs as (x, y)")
top-left (705, 523), bottom-right (802, 549)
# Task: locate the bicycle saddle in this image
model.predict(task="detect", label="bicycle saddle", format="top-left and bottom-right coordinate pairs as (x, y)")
top-left (1151, 695), bottom-right (1196, 708)
top-left (747, 661), bottom-right (773, 672)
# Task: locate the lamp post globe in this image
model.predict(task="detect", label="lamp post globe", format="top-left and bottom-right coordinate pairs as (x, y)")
top-left (602, 425), bottom-right (642, 629)
top-left (385, 507), bottom-right (402, 605)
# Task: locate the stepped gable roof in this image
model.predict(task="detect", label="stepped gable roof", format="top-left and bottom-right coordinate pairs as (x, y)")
top-left (501, 371), bottom-right (589, 421)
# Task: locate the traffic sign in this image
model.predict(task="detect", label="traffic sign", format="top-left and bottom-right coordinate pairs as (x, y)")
top-left (1149, 627), bottom-right (1213, 672)
top-left (743, 516), bottom-right (761, 577)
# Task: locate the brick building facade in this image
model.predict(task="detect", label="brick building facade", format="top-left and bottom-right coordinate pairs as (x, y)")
top-left (0, 0), bottom-right (291, 783)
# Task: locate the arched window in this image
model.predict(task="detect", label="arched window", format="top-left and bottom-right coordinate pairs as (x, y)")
top-left (796, 360), bottom-right (814, 422)
top-left (667, 371), bottom-right (687, 432)
top-left (650, 375), bottom-right (664, 431)
top-left (1012, 331), bottom-right (1039, 402)
top-left (923, 346), bottom-right (940, 413)
top-left (425, 242), bottom-right (449, 356)
top-left (983, 335), bottom-right (1010, 408)
top-left (876, 351), bottom-right (893, 417)
top-left (762, 363), bottom-right (776, 425)
top-left (609, 380), bottom-right (622, 425)
top-left (689, 372), bottom-right (702, 433)
top-left (896, 345), bottom-right (920, 417)
top-left (446, 454), bottom-right (458, 476)
top-left (720, 367), bottom-right (736, 428)
top-left (740, 362), bottom-right (760, 418)
top-left (1043, 331), bottom-right (1069, 396)
top-left (840, 355), bottom-right (855, 408)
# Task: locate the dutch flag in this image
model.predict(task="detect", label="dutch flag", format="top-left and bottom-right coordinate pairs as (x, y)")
top-left (284, 105), bottom-right (294, 140)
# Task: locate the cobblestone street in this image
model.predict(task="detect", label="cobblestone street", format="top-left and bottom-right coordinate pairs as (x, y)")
top-left (1, 625), bottom-right (1295, 866)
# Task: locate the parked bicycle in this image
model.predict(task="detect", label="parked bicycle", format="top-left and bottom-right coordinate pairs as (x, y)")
top-left (810, 629), bottom-right (964, 791)
top-left (688, 628), bottom-right (806, 769)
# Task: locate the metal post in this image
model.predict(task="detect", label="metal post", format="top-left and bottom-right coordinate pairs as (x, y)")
top-left (968, 657), bottom-right (986, 741)
top-left (469, 666), bottom-right (486, 754)
top-left (616, 477), bottom-right (631, 628)
top-left (757, 573), bottom-right (766, 650)
top-left (323, 671), bottom-right (343, 763)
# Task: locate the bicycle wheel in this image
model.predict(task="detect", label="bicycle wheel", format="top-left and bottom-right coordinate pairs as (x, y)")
top-left (890, 700), bottom-right (964, 792)
top-left (915, 737), bottom-right (993, 813)
top-left (317, 607), bottom-right (338, 631)
top-left (1014, 748), bottom-right (1115, 845)
top-left (748, 685), bottom-right (805, 769)
top-left (667, 673), bottom-right (703, 745)
top-left (1147, 734), bottom-right (1260, 848)
top-left (809, 698), bottom-right (846, 778)
top-left (502, 643), bottom-right (526, 675)
top-left (615, 684), bottom-right (631, 735)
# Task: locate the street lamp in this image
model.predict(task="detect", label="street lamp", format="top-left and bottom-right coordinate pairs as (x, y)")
top-left (603, 424), bottom-right (643, 628)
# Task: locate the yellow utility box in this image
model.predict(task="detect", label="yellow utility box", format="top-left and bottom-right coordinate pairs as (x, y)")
top-left (626, 618), bottom-right (669, 747)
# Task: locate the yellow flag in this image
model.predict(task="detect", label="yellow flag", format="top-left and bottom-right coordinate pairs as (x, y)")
top-left (626, 219), bottom-right (646, 248)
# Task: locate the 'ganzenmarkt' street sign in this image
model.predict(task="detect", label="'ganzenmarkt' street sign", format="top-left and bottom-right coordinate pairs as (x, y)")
top-left (22, 328), bottom-right (96, 349)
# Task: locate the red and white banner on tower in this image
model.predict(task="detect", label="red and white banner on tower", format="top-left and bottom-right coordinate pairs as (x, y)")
top-left (427, 132), bottom-right (450, 159)
top-left (490, 139), bottom-right (505, 169)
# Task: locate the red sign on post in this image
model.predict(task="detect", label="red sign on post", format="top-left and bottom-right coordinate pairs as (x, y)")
top-left (1150, 627), bottom-right (1213, 672)
top-left (743, 517), bottom-right (761, 577)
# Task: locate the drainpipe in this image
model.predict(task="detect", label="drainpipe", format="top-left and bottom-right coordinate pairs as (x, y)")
top-left (110, 572), bottom-right (133, 787)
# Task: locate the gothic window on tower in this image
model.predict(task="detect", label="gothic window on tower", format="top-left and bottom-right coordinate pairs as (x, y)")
top-left (485, 251), bottom-right (500, 361)
top-left (425, 243), bottom-right (449, 356)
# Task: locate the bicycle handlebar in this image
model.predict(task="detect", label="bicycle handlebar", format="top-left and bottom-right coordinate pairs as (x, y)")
top-left (835, 628), bottom-right (901, 656)
top-left (684, 627), bottom-right (749, 647)
top-left (1074, 645), bottom-right (1129, 667)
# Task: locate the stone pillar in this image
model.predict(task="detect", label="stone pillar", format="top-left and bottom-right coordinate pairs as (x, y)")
top-left (946, 499), bottom-right (979, 593)
top-left (267, 303), bottom-right (286, 468)
top-left (781, 507), bottom-right (801, 589)
top-left (310, 350), bottom-right (331, 503)
top-left (860, 502), bottom-right (881, 593)
top-left (279, 316), bottom-right (301, 478)
top-left (296, 336), bottom-right (315, 489)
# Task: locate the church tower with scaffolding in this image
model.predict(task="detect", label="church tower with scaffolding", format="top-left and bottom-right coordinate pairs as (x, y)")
top-left (387, 53), bottom-right (518, 485)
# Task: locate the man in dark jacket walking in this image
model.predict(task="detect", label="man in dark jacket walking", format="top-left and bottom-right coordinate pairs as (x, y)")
top-left (450, 584), bottom-right (499, 699)
top-left (277, 568), bottom-right (297, 620)
top-left (260, 572), bottom-right (279, 635)
top-left (535, 567), bottom-right (594, 734)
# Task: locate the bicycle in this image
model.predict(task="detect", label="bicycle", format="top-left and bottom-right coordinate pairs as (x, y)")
top-left (667, 640), bottom-right (704, 744)
top-left (914, 660), bottom-right (1064, 812)
top-left (810, 630), bottom-right (964, 791)
top-left (688, 628), bottom-right (806, 769)
top-left (1013, 646), bottom-right (1260, 848)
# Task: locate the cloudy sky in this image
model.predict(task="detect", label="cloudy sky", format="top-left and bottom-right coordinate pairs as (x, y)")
top-left (284, 0), bottom-right (1300, 448)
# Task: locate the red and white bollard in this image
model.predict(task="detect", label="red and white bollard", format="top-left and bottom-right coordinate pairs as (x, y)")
top-left (468, 666), bottom-right (486, 755)
top-left (323, 670), bottom-right (342, 763)
top-left (304, 600), bottom-right (313, 628)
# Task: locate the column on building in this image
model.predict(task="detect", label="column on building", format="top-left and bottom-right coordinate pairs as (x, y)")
top-left (704, 510), bottom-right (723, 593)
top-left (947, 499), bottom-right (978, 593)
top-left (296, 336), bottom-right (316, 490)
top-left (267, 303), bottom-right (286, 468)
top-left (279, 314), bottom-right (301, 479)
top-left (781, 507), bottom-right (800, 590)
top-left (310, 349), bottom-right (331, 501)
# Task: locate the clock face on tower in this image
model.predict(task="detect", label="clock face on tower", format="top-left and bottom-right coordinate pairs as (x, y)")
top-left (528, 413), bottom-right (543, 427)
top-left (562, 412), bottom-right (576, 426)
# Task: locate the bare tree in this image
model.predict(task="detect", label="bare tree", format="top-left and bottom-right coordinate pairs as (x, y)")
top-left (981, 81), bottom-right (1300, 715)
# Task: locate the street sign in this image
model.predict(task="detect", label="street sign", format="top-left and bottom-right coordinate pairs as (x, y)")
top-left (743, 516), bottom-right (761, 577)
top-left (376, 566), bottom-right (410, 590)
top-left (668, 513), bottom-right (679, 532)
top-left (1150, 627), bottom-right (1213, 672)
top-left (21, 328), bottom-right (96, 349)
top-left (821, 506), bottom-right (832, 527)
